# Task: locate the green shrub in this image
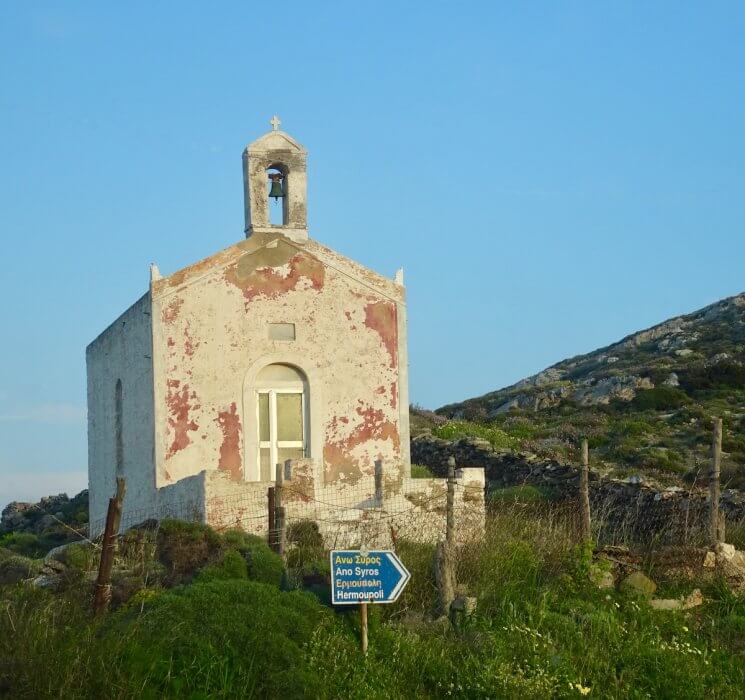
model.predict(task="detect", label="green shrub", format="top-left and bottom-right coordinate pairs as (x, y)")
top-left (432, 420), bottom-right (517, 450)
top-left (287, 520), bottom-right (324, 550)
top-left (285, 521), bottom-right (328, 594)
top-left (614, 418), bottom-right (654, 437)
top-left (642, 447), bottom-right (686, 473)
top-left (58, 543), bottom-right (94, 571)
top-left (221, 529), bottom-right (284, 586)
top-left (0, 555), bottom-right (42, 584)
top-left (197, 549), bottom-right (248, 582)
top-left (681, 361), bottom-right (745, 392)
top-left (0, 533), bottom-right (45, 558)
top-left (632, 386), bottom-right (690, 411)
top-left (102, 580), bottom-right (330, 698)
top-left (155, 519), bottom-right (223, 585)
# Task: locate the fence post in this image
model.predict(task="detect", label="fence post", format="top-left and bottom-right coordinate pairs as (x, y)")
top-left (275, 462), bottom-right (286, 558)
top-left (92, 477), bottom-right (126, 617)
top-left (435, 539), bottom-right (456, 617)
top-left (710, 418), bottom-right (723, 546)
top-left (267, 486), bottom-right (276, 551)
top-left (374, 459), bottom-right (384, 505)
top-left (434, 456), bottom-right (457, 617)
top-left (359, 600), bottom-right (369, 655)
top-left (446, 456), bottom-right (456, 546)
top-left (579, 439), bottom-right (592, 543)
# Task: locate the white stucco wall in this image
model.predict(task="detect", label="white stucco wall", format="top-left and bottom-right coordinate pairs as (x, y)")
top-left (86, 293), bottom-right (155, 531)
top-left (149, 231), bottom-right (410, 504)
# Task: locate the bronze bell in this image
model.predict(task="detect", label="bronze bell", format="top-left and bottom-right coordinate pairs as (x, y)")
top-left (268, 172), bottom-right (284, 200)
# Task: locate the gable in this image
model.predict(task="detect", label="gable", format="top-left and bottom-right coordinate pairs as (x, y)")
top-left (151, 232), bottom-right (404, 305)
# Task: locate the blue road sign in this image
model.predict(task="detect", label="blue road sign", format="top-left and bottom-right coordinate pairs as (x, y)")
top-left (330, 550), bottom-right (411, 605)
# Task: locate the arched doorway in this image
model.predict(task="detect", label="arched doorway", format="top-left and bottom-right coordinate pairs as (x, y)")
top-left (254, 363), bottom-right (307, 481)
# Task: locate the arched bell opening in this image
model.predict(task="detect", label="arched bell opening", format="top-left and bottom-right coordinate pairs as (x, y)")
top-left (266, 163), bottom-right (289, 226)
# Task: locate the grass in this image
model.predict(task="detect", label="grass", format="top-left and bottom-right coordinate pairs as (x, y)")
top-left (410, 463), bottom-right (434, 478)
top-left (431, 420), bottom-right (519, 450)
top-left (2, 506), bottom-right (745, 698)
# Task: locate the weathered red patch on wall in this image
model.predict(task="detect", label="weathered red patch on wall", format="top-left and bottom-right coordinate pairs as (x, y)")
top-left (225, 252), bottom-right (325, 305)
top-left (324, 403), bottom-right (400, 483)
top-left (165, 379), bottom-right (199, 459)
top-left (162, 297), bottom-right (184, 324)
top-left (183, 324), bottom-right (198, 358)
top-left (364, 301), bottom-right (397, 368)
top-left (215, 402), bottom-right (242, 481)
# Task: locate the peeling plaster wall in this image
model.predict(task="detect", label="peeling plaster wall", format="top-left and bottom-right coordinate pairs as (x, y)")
top-left (150, 232), bottom-right (409, 494)
top-left (86, 294), bottom-right (155, 531)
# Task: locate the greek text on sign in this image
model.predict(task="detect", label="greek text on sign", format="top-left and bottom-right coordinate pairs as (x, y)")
top-left (330, 550), bottom-right (411, 605)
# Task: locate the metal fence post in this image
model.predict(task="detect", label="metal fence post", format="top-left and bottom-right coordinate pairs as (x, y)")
top-left (580, 439), bottom-right (592, 543)
top-left (267, 486), bottom-right (276, 551)
top-left (710, 418), bottom-right (723, 546)
top-left (275, 462), bottom-right (286, 558)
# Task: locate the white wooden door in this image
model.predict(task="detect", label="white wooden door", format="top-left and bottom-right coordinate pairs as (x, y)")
top-left (257, 389), bottom-right (305, 481)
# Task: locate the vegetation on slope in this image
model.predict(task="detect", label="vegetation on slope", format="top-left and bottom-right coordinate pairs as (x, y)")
top-left (432, 292), bottom-right (745, 487)
top-left (2, 502), bottom-right (745, 698)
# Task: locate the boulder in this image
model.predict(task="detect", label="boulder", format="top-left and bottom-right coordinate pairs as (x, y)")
top-left (682, 589), bottom-right (704, 609)
top-left (589, 564), bottom-right (614, 589)
top-left (619, 571), bottom-right (657, 597)
top-left (449, 595), bottom-right (477, 628)
top-left (30, 575), bottom-right (60, 590)
top-left (649, 588), bottom-right (703, 611)
top-left (41, 559), bottom-right (67, 575)
top-left (715, 543), bottom-right (736, 562)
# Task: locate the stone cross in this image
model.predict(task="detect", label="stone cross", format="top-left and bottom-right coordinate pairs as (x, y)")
top-left (270, 115), bottom-right (281, 131)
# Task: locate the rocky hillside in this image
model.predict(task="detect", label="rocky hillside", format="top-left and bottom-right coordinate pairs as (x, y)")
top-left (1, 491), bottom-right (88, 558)
top-left (434, 292), bottom-right (745, 487)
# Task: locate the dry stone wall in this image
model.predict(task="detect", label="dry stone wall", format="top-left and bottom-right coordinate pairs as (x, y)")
top-left (412, 434), bottom-right (745, 546)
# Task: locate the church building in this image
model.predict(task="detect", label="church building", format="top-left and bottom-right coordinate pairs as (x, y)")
top-left (86, 119), bottom-right (414, 532)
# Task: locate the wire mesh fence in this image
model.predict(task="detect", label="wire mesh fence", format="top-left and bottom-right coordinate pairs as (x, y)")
top-left (77, 473), bottom-right (741, 556)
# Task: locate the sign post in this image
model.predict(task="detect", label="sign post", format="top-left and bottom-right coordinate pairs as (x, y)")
top-left (330, 549), bottom-right (411, 654)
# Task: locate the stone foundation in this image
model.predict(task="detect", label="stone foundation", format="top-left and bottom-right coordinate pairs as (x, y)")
top-left (113, 457), bottom-right (486, 550)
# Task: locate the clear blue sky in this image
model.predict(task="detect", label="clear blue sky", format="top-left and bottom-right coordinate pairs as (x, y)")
top-left (1, 2), bottom-right (744, 506)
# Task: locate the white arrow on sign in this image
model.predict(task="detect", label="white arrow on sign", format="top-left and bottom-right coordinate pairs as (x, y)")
top-left (386, 552), bottom-right (410, 601)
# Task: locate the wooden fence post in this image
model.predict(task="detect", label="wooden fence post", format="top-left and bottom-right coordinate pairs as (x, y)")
top-left (435, 539), bottom-right (456, 617)
top-left (92, 477), bottom-right (126, 617)
top-left (579, 439), bottom-right (592, 543)
top-left (374, 459), bottom-right (384, 505)
top-left (434, 456), bottom-right (457, 617)
top-left (710, 418), bottom-right (723, 546)
top-left (359, 600), bottom-right (369, 655)
top-left (275, 462), bottom-right (286, 558)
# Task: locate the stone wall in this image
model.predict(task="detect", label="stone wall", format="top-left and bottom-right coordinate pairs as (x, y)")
top-left (144, 457), bottom-right (486, 550)
top-left (412, 434), bottom-right (745, 546)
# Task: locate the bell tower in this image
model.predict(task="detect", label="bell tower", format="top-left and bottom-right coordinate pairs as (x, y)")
top-left (242, 116), bottom-right (308, 243)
